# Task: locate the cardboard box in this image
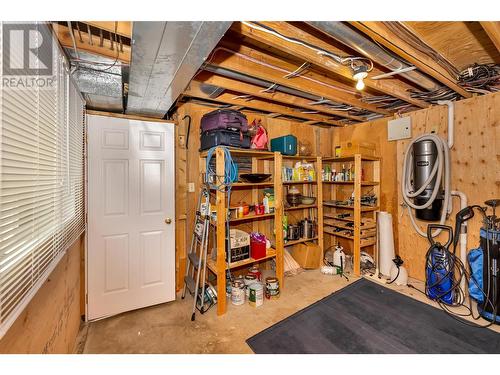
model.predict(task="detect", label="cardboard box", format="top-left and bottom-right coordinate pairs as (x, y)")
top-left (339, 140), bottom-right (376, 157)
top-left (290, 242), bottom-right (322, 269)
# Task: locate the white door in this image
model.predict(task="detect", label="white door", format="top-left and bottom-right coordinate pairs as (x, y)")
top-left (87, 114), bottom-right (175, 320)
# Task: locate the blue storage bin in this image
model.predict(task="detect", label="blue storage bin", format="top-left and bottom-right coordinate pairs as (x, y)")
top-left (270, 135), bottom-right (297, 155)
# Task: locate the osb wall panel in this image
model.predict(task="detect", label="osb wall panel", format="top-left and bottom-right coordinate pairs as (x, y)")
top-left (338, 92), bottom-right (499, 281)
top-left (0, 234), bottom-right (83, 353)
top-left (173, 103), bottom-right (333, 289)
top-left (396, 93), bottom-right (500, 281)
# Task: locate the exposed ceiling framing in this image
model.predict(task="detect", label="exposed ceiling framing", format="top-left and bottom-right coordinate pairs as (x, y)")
top-left (51, 21), bottom-right (500, 124)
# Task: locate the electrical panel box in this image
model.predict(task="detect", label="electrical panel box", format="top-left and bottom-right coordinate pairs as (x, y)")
top-left (388, 116), bottom-right (412, 141)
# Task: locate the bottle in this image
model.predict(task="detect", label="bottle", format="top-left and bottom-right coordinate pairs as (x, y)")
top-left (341, 164), bottom-right (346, 181)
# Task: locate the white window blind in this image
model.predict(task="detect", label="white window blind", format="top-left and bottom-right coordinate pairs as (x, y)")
top-left (0, 22), bottom-right (85, 338)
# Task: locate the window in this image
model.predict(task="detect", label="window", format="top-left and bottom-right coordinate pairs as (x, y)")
top-left (0, 23), bottom-right (85, 337)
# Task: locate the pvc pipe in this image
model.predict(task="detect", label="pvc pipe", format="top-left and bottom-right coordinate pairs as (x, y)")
top-left (437, 100), bottom-right (454, 149)
top-left (451, 190), bottom-right (468, 292)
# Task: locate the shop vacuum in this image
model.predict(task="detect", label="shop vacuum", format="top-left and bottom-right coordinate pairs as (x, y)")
top-left (423, 199), bottom-right (500, 326)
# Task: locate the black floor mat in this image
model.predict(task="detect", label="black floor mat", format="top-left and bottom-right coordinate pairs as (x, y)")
top-left (246, 278), bottom-right (500, 353)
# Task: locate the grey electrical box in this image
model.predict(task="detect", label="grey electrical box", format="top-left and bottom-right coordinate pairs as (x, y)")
top-left (388, 117), bottom-right (412, 141)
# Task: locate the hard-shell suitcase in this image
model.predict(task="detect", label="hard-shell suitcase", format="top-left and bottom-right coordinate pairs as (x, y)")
top-left (200, 129), bottom-right (251, 151)
top-left (270, 134), bottom-right (297, 155)
top-left (200, 109), bottom-right (248, 133)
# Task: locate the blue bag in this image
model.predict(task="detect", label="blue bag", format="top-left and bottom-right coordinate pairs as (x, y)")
top-left (468, 246), bottom-right (484, 303)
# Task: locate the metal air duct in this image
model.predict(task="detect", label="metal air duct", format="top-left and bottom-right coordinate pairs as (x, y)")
top-left (307, 22), bottom-right (440, 92)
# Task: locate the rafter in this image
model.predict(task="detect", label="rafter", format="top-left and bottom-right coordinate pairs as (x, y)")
top-left (207, 41), bottom-right (391, 115)
top-left (349, 22), bottom-right (471, 98)
top-left (185, 81), bottom-right (345, 126)
top-left (84, 21), bottom-right (133, 38)
top-left (52, 23), bottom-right (131, 63)
top-left (480, 22), bottom-right (500, 54)
top-left (236, 22), bottom-right (428, 109)
top-left (196, 71), bottom-right (365, 122)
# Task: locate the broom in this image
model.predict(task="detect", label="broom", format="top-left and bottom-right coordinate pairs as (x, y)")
top-left (284, 249), bottom-right (303, 276)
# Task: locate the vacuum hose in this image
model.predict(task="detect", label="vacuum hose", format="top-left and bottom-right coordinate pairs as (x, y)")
top-left (401, 133), bottom-right (451, 237)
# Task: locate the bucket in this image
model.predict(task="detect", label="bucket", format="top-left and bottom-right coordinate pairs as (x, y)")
top-left (231, 280), bottom-right (245, 306)
top-left (244, 274), bottom-right (257, 298)
top-left (248, 282), bottom-right (264, 307)
top-left (265, 277), bottom-right (280, 299)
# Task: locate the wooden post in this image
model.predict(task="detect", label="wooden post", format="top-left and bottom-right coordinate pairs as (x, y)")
top-left (353, 154), bottom-right (362, 276)
top-left (316, 156), bottom-right (324, 256)
top-left (215, 147), bottom-right (226, 316)
top-left (274, 152), bottom-right (284, 288)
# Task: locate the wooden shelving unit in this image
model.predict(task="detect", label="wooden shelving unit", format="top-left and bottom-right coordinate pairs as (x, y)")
top-left (321, 154), bottom-right (380, 276)
top-left (281, 155), bottom-right (323, 258)
top-left (200, 147), bottom-right (284, 316)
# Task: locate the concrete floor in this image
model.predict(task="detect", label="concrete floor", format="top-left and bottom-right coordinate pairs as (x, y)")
top-left (81, 270), bottom-right (500, 354)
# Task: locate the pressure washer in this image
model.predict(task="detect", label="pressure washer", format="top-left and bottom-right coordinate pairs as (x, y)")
top-left (421, 199), bottom-right (500, 326)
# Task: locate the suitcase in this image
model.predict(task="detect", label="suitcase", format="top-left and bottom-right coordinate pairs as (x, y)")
top-left (200, 129), bottom-right (251, 151)
top-left (200, 109), bottom-right (248, 133)
top-left (270, 135), bottom-right (297, 155)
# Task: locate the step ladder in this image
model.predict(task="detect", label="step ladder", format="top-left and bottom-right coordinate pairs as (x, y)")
top-left (181, 185), bottom-right (216, 321)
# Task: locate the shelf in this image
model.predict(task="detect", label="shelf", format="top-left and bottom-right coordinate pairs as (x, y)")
top-left (323, 213), bottom-right (375, 224)
top-left (207, 248), bottom-right (277, 273)
top-left (323, 219), bottom-right (377, 231)
top-left (322, 155), bottom-right (380, 162)
top-left (323, 229), bottom-right (376, 247)
top-left (228, 181), bottom-right (275, 188)
top-left (323, 203), bottom-right (379, 212)
top-left (200, 148), bottom-right (275, 158)
top-left (285, 204), bottom-right (317, 211)
top-left (322, 181), bottom-right (379, 186)
top-left (284, 237), bottom-right (318, 247)
top-left (229, 212), bottom-right (275, 223)
top-left (283, 180), bottom-right (317, 184)
top-left (258, 154), bottom-right (318, 161)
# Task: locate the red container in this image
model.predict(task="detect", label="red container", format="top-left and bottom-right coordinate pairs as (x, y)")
top-left (250, 237), bottom-right (267, 260)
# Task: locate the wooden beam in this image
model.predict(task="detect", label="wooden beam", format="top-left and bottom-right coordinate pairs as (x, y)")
top-left (185, 81), bottom-right (344, 126)
top-left (84, 22), bottom-right (133, 38)
top-left (196, 71), bottom-right (364, 122)
top-left (52, 24), bottom-right (131, 63)
top-left (480, 22), bottom-right (500, 54)
top-left (350, 22), bottom-right (471, 98)
top-left (236, 22), bottom-right (428, 109)
top-left (209, 42), bottom-right (391, 115)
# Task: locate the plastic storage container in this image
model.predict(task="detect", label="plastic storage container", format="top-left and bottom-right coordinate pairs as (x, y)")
top-left (270, 135), bottom-right (297, 155)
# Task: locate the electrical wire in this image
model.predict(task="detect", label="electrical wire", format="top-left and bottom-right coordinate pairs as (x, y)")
top-left (243, 21), bottom-right (374, 72)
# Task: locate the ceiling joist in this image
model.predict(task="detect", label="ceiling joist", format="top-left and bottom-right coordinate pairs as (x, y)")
top-left (349, 22), bottom-right (471, 98)
top-left (52, 23), bottom-right (131, 63)
top-left (208, 42), bottom-right (391, 115)
top-left (236, 21), bottom-right (429, 109)
top-left (185, 81), bottom-right (345, 126)
top-left (196, 71), bottom-right (365, 122)
top-left (480, 22), bottom-right (500, 54)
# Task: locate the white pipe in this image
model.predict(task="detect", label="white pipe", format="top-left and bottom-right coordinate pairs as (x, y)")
top-left (437, 100), bottom-right (454, 149)
top-left (451, 191), bottom-right (468, 293)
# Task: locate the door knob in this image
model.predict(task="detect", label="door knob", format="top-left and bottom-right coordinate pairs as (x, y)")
top-left (165, 218), bottom-right (172, 224)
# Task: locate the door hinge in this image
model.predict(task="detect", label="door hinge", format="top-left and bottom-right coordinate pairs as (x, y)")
top-left (86, 293), bottom-right (88, 304)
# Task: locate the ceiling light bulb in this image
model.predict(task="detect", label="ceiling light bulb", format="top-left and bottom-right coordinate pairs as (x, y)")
top-left (355, 78), bottom-right (365, 91)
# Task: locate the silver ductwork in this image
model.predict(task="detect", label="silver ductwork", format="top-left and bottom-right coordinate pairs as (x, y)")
top-left (308, 22), bottom-right (440, 92)
top-left (126, 21), bottom-right (231, 117)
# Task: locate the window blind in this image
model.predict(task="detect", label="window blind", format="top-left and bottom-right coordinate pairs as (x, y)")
top-left (0, 22), bottom-right (85, 338)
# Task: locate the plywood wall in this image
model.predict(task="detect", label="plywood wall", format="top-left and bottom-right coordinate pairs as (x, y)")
top-left (0, 234), bottom-right (84, 353)
top-left (174, 103), bottom-right (333, 289)
top-left (333, 92), bottom-right (499, 281)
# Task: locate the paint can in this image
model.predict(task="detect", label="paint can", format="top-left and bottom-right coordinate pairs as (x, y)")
top-left (248, 282), bottom-right (264, 307)
top-left (244, 274), bottom-right (257, 298)
top-left (231, 280), bottom-right (245, 306)
top-left (248, 265), bottom-right (262, 281)
top-left (265, 277), bottom-right (280, 299)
